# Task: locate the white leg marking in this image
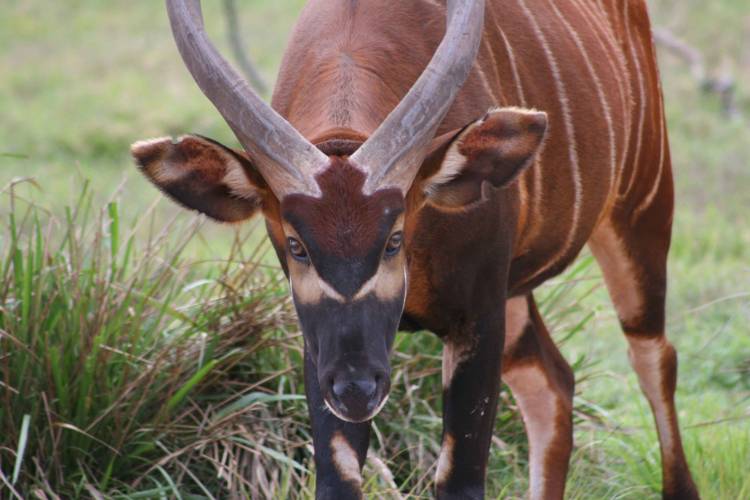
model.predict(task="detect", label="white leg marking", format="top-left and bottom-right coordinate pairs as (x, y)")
top-left (505, 296), bottom-right (530, 348)
top-left (626, 336), bottom-right (677, 459)
top-left (504, 366), bottom-right (560, 500)
top-left (589, 223), bottom-right (644, 323)
top-left (435, 433), bottom-right (455, 486)
top-left (442, 342), bottom-right (471, 388)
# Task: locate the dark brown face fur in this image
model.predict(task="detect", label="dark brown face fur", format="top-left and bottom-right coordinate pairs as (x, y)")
top-left (282, 158), bottom-right (404, 297)
top-left (275, 158), bottom-right (407, 423)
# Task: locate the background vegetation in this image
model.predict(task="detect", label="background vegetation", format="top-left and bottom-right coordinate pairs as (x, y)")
top-left (1, 0), bottom-right (748, 498)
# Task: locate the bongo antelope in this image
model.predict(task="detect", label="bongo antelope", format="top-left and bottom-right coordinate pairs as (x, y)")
top-left (131, 0), bottom-right (699, 498)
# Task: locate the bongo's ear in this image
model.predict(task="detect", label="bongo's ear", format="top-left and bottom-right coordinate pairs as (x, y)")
top-left (420, 107), bottom-right (547, 208)
top-left (131, 135), bottom-right (266, 222)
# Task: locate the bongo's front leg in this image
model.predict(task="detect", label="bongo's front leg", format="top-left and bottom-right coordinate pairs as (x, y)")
top-left (436, 309), bottom-right (505, 499)
top-left (305, 351), bottom-right (370, 500)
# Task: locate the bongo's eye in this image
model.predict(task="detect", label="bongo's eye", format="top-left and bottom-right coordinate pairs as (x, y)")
top-left (384, 232), bottom-right (403, 258)
top-left (288, 237), bottom-right (309, 262)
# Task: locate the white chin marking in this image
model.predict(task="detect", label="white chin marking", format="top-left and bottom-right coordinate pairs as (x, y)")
top-left (371, 393), bottom-right (390, 417)
top-left (323, 394), bottom-right (390, 423)
top-left (324, 398), bottom-right (360, 423)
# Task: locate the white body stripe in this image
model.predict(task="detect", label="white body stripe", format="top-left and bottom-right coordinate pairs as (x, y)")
top-left (622, 1), bottom-right (647, 196)
top-left (498, 28), bottom-right (527, 106)
top-left (635, 88), bottom-right (667, 217)
top-left (547, 0), bottom-right (617, 192)
top-left (498, 27), bottom-right (536, 241)
top-left (517, 0), bottom-right (582, 282)
top-left (569, 0), bottom-right (632, 171)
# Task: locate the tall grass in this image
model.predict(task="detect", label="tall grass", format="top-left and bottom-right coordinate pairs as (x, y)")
top-left (3, 173), bottom-right (745, 498)
top-left (3, 176), bottom-right (746, 498)
top-left (0, 177), bottom-right (604, 498)
top-left (0, 179), bottom-right (302, 497)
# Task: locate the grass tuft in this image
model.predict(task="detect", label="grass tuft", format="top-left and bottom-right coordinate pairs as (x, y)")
top-left (0, 181), bottom-right (300, 497)
top-left (0, 177), bottom-right (604, 498)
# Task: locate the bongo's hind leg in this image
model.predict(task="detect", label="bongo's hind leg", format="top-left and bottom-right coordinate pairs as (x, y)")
top-left (502, 295), bottom-right (574, 500)
top-left (589, 200), bottom-right (699, 499)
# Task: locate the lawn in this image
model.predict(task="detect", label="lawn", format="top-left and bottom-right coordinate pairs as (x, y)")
top-left (1, 1), bottom-right (748, 498)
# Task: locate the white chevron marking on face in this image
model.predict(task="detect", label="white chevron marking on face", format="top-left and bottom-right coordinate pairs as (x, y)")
top-left (285, 220), bottom-right (406, 305)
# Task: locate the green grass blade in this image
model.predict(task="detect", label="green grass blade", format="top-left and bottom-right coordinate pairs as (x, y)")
top-left (108, 201), bottom-right (119, 277)
top-left (155, 465), bottom-right (183, 500)
top-left (21, 239), bottom-right (33, 332)
top-left (165, 359), bottom-right (219, 413)
top-left (11, 414), bottom-right (31, 485)
top-left (213, 393), bottom-right (305, 422)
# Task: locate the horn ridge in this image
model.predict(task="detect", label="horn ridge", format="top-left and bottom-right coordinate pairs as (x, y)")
top-left (165, 0), bottom-right (327, 198)
top-left (351, 0), bottom-right (486, 195)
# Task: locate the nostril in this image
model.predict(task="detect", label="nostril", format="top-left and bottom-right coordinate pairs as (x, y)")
top-left (332, 378), bottom-right (377, 400)
top-left (332, 379), bottom-right (348, 400)
top-left (355, 378), bottom-right (377, 399)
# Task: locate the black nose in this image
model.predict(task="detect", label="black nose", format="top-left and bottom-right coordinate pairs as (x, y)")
top-left (324, 368), bottom-right (388, 422)
top-left (332, 377), bottom-right (377, 401)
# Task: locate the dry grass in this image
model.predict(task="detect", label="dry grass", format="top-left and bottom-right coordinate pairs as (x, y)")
top-left (0, 178), bottom-right (604, 498)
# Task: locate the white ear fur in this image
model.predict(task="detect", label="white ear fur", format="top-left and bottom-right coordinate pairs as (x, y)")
top-left (131, 136), bottom-right (184, 184)
top-left (131, 135), bottom-right (260, 200)
top-left (219, 152), bottom-right (259, 200)
top-left (424, 127), bottom-right (473, 195)
top-left (130, 135), bottom-right (173, 151)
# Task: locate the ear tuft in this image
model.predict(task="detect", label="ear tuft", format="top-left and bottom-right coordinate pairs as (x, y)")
top-left (130, 134), bottom-right (265, 222)
top-left (131, 136), bottom-right (173, 169)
